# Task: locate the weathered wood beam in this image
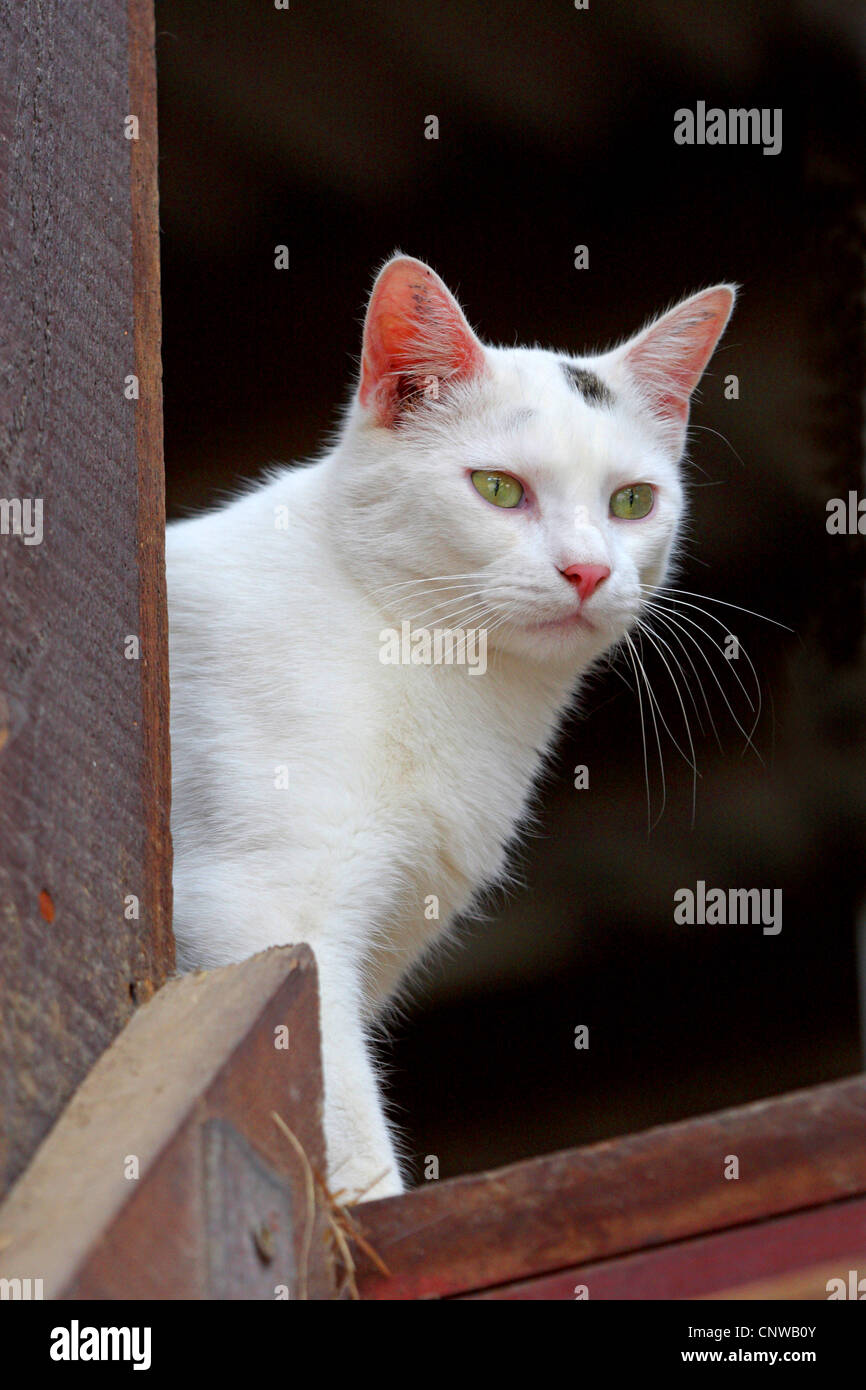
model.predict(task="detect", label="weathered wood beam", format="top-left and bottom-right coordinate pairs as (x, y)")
top-left (463, 1194), bottom-right (866, 1300)
top-left (0, 946), bottom-right (336, 1299)
top-left (353, 1073), bottom-right (866, 1299)
top-left (0, 0), bottom-right (173, 1198)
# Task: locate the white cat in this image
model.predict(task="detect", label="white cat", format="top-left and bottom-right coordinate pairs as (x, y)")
top-left (166, 256), bottom-right (734, 1201)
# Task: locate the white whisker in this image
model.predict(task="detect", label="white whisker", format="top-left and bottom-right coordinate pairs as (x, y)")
top-left (624, 631), bottom-right (666, 833)
top-left (644, 607), bottom-right (722, 749)
top-left (643, 584), bottom-right (794, 634)
top-left (636, 619), bottom-right (700, 824)
top-left (643, 599), bottom-right (763, 761)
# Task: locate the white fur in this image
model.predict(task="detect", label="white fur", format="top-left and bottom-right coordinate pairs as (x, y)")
top-left (166, 259), bottom-right (733, 1201)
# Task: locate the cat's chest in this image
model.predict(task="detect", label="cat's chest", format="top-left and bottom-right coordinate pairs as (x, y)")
top-left (370, 665), bottom-right (566, 888)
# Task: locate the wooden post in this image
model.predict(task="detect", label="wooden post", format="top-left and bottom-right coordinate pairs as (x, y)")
top-left (0, 0), bottom-right (172, 1198)
top-left (0, 946), bottom-right (337, 1299)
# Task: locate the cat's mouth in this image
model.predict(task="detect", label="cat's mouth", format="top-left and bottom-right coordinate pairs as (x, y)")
top-left (528, 609), bottom-right (598, 634)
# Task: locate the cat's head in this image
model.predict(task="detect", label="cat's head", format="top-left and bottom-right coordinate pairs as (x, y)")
top-left (333, 254), bottom-right (734, 667)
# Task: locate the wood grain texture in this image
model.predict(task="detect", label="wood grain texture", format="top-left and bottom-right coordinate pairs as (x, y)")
top-left (354, 1074), bottom-right (866, 1299)
top-left (0, 946), bottom-right (336, 1299)
top-left (0, 0), bottom-right (172, 1199)
top-left (464, 1195), bottom-right (866, 1300)
top-left (129, 0), bottom-right (173, 994)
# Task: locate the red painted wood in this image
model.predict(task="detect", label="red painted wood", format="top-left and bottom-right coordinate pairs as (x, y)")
top-left (355, 1074), bottom-right (866, 1299)
top-left (464, 1195), bottom-right (866, 1299)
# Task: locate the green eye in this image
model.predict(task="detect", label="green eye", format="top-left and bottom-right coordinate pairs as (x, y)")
top-left (471, 470), bottom-right (524, 509)
top-left (610, 483), bottom-right (654, 519)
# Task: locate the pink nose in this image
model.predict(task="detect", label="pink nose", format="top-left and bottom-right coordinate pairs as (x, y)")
top-left (562, 563), bottom-right (611, 603)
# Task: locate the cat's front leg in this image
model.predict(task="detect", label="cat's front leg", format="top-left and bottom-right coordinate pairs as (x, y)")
top-left (173, 866), bottom-right (403, 1202)
top-left (314, 943), bottom-right (404, 1204)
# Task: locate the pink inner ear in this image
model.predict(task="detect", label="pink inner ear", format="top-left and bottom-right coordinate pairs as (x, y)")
top-left (625, 287), bottom-right (734, 424)
top-left (359, 258), bottom-right (485, 425)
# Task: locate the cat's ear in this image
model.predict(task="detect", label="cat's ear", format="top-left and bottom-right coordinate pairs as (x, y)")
top-left (359, 255), bottom-right (486, 426)
top-left (616, 285), bottom-right (736, 448)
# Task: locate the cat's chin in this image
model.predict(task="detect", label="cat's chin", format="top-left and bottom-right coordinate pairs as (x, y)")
top-left (527, 610), bottom-right (597, 634)
top-left (496, 613), bottom-right (616, 666)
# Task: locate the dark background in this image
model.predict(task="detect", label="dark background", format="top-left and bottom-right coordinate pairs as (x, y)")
top-left (155, 0), bottom-right (865, 1182)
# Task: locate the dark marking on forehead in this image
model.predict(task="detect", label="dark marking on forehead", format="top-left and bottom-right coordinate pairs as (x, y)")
top-left (561, 362), bottom-right (614, 407)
